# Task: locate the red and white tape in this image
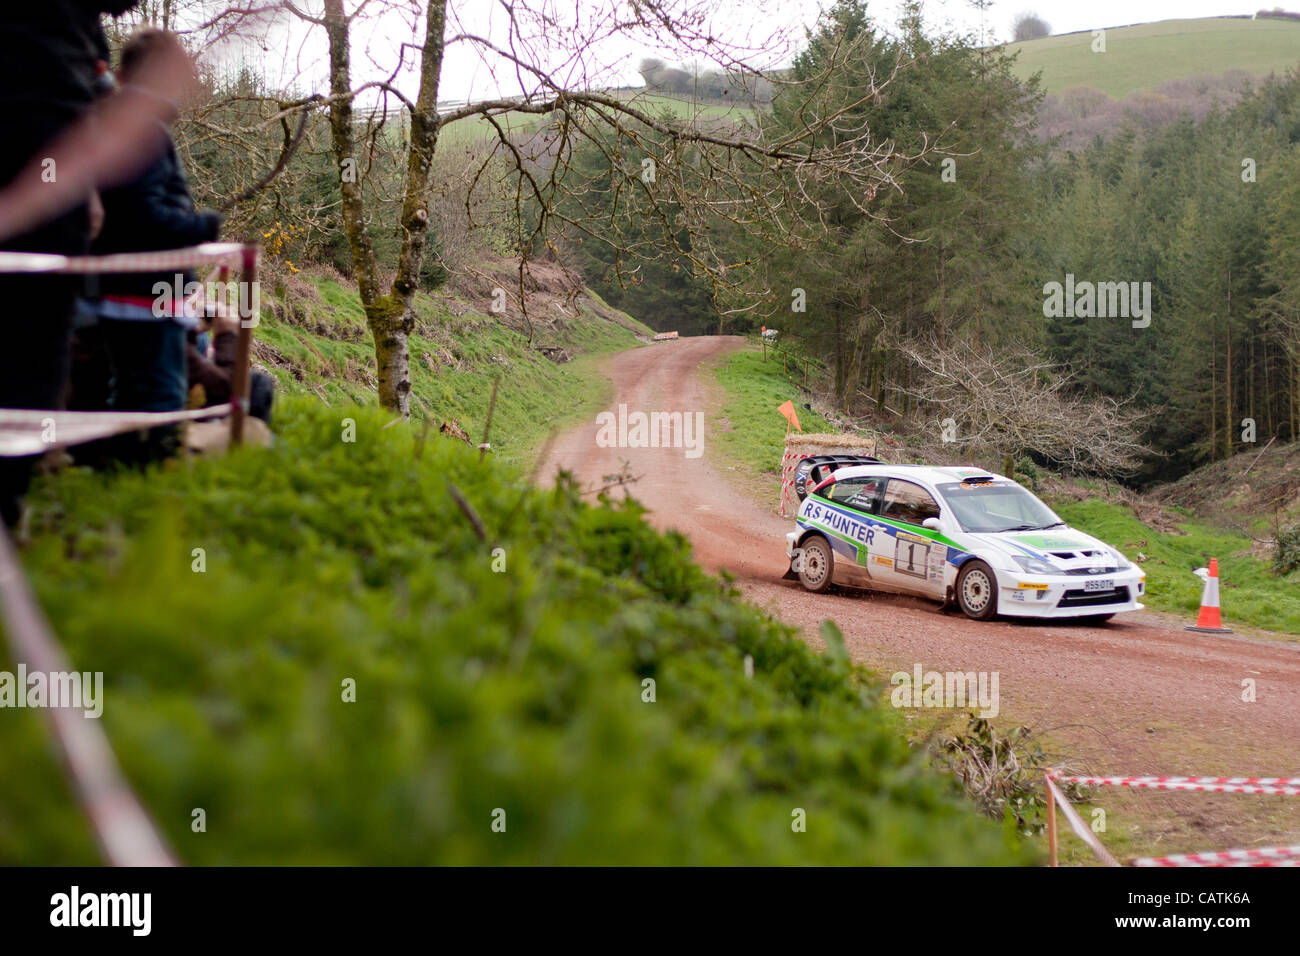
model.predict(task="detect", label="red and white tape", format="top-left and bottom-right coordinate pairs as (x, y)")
top-left (1050, 775), bottom-right (1300, 796)
top-left (0, 405), bottom-right (235, 457)
top-left (1135, 845), bottom-right (1300, 867)
top-left (0, 242), bottom-right (249, 275)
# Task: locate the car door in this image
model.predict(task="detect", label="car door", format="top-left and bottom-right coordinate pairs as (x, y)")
top-left (876, 478), bottom-right (947, 598)
top-left (813, 475), bottom-right (887, 586)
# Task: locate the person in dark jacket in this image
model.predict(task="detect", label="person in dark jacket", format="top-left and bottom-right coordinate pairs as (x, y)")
top-left (0, 1), bottom-right (141, 526)
top-left (90, 27), bottom-right (222, 464)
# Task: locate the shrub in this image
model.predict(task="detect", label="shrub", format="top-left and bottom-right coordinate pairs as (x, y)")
top-left (1012, 13), bottom-right (1051, 42)
top-left (1, 399), bottom-right (1030, 865)
top-left (1274, 524), bottom-right (1300, 576)
top-left (938, 714), bottom-right (1085, 837)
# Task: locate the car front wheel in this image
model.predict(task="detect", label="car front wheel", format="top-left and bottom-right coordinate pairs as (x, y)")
top-left (796, 535), bottom-right (835, 593)
top-left (956, 560), bottom-right (998, 621)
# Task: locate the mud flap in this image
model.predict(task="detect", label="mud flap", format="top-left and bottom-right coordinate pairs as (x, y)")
top-left (941, 584), bottom-right (957, 612)
top-left (782, 561), bottom-right (799, 581)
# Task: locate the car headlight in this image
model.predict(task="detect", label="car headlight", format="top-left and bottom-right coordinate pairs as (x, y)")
top-left (1011, 554), bottom-right (1058, 576)
top-left (1109, 548), bottom-right (1132, 570)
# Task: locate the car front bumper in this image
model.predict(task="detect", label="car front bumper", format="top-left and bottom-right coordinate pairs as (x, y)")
top-left (992, 566), bottom-right (1146, 618)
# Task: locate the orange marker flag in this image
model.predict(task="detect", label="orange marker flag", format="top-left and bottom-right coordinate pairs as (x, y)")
top-left (777, 400), bottom-right (802, 432)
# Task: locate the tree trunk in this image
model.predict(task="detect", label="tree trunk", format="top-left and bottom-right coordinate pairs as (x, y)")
top-left (323, 0), bottom-right (447, 417)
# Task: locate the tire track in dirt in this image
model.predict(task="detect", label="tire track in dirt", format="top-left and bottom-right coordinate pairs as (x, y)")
top-left (541, 335), bottom-right (1300, 849)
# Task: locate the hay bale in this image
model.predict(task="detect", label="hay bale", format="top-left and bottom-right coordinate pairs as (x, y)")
top-left (778, 431), bottom-right (880, 516)
top-left (784, 432), bottom-right (878, 452)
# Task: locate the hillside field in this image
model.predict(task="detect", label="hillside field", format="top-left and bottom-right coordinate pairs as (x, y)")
top-left (1006, 17), bottom-right (1300, 98)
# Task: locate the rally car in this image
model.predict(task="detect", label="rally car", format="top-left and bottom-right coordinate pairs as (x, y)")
top-left (784, 464), bottom-right (1145, 622)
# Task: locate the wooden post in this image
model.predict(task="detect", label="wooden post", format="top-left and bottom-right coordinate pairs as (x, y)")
top-left (229, 244), bottom-right (258, 446)
top-left (761, 330), bottom-right (767, 363)
top-left (480, 375), bottom-right (499, 463)
top-left (1046, 771), bottom-right (1058, 867)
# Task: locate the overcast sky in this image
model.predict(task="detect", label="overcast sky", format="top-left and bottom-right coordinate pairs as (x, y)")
top-left (224, 1), bottom-right (1284, 105)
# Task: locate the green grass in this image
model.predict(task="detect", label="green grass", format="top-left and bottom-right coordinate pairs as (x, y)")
top-left (434, 88), bottom-right (757, 149)
top-left (711, 344), bottom-right (835, 481)
top-left (1007, 17), bottom-right (1300, 98)
top-left (0, 400), bottom-right (1029, 865)
top-left (614, 90), bottom-right (760, 124)
top-left (256, 273), bottom-right (651, 468)
top-left (1050, 498), bottom-right (1300, 636)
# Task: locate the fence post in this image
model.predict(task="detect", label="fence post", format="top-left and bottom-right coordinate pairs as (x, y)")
top-left (229, 244), bottom-right (258, 446)
top-left (1046, 771), bottom-right (1058, 867)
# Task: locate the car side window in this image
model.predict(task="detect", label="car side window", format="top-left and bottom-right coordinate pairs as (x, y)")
top-left (880, 479), bottom-right (941, 526)
top-left (824, 477), bottom-right (886, 514)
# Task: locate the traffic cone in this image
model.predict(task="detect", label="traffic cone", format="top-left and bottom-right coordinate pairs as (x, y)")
top-left (1185, 558), bottom-right (1232, 634)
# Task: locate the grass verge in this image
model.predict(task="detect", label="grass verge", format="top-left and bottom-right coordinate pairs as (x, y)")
top-left (0, 399), bottom-right (1029, 865)
top-left (1051, 499), bottom-right (1300, 637)
top-left (711, 344), bottom-right (835, 489)
top-left (256, 273), bottom-right (649, 469)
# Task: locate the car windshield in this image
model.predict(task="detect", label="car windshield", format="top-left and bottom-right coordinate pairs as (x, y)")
top-left (937, 481), bottom-right (1064, 534)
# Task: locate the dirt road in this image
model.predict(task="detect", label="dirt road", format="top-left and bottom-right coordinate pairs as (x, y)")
top-left (541, 335), bottom-right (1300, 853)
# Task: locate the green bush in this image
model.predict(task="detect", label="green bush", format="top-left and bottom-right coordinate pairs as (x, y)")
top-left (0, 399), bottom-right (1029, 865)
top-left (1014, 457), bottom-right (1042, 493)
top-left (1275, 524), bottom-right (1300, 577)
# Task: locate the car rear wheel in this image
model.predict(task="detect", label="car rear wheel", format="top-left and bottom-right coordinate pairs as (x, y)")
top-left (796, 535), bottom-right (835, 593)
top-left (956, 560), bottom-right (998, 621)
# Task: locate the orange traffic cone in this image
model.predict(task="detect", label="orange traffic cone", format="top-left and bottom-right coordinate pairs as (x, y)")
top-left (1185, 558), bottom-right (1232, 634)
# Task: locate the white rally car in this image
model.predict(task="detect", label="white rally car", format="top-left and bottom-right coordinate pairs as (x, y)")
top-left (784, 464), bottom-right (1145, 622)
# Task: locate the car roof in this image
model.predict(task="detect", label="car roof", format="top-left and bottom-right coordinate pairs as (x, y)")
top-left (822, 464), bottom-right (1012, 488)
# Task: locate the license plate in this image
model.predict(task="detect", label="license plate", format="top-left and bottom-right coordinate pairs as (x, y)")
top-left (1084, 578), bottom-right (1114, 592)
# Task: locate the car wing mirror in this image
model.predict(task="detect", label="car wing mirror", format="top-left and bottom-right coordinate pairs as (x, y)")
top-left (922, 517), bottom-right (942, 531)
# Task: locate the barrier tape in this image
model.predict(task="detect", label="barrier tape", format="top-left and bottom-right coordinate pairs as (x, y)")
top-left (0, 244), bottom-right (257, 865)
top-left (0, 242), bottom-right (247, 275)
top-left (0, 525), bottom-right (176, 866)
top-left (1047, 771), bottom-right (1299, 867)
top-left (0, 405), bottom-right (235, 458)
top-left (1135, 844), bottom-right (1300, 867)
top-left (1050, 775), bottom-right (1300, 796)
top-left (1045, 773), bottom-right (1121, 866)
top-left (1206, 860), bottom-right (1300, 867)
top-left (1053, 775), bottom-right (1300, 788)
top-left (778, 448), bottom-right (810, 517)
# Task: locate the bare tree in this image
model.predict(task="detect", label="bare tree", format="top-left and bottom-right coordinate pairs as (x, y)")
top-left (267, 0), bottom-right (920, 416)
top-left (892, 337), bottom-right (1152, 476)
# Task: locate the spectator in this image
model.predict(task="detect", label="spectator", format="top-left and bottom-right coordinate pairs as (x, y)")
top-left (91, 28), bottom-right (223, 464)
top-left (187, 309), bottom-right (275, 427)
top-left (0, 2), bottom-right (140, 526)
top-left (0, 3), bottom-right (196, 526)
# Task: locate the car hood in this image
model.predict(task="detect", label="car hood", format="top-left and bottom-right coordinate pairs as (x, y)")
top-left (961, 527), bottom-right (1119, 571)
